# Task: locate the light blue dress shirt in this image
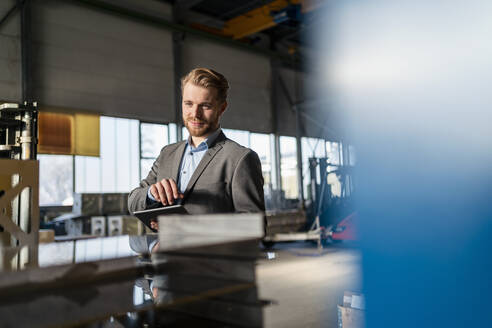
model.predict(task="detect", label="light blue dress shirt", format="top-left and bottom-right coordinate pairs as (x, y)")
top-left (147, 128), bottom-right (222, 203)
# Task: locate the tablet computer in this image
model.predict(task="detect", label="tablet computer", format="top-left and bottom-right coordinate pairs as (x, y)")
top-left (133, 205), bottom-right (188, 231)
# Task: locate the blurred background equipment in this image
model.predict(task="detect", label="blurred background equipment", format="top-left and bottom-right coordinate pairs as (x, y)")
top-left (0, 102), bottom-right (39, 270)
top-left (0, 102), bottom-right (38, 160)
top-left (73, 193), bottom-right (129, 216)
top-left (264, 153), bottom-right (357, 247)
top-left (49, 193), bottom-right (144, 239)
top-left (306, 157), bottom-right (357, 242)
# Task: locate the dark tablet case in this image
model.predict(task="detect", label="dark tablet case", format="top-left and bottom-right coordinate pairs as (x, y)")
top-left (133, 205), bottom-right (188, 231)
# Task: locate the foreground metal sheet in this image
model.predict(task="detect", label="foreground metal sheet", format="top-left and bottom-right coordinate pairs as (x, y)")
top-left (0, 213), bottom-right (268, 327)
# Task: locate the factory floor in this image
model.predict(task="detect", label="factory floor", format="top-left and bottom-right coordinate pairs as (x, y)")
top-left (257, 242), bottom-right (362, 328)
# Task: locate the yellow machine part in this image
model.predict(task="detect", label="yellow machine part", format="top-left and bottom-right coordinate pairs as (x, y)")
top-left (221, 0), bottom-right (324, 40)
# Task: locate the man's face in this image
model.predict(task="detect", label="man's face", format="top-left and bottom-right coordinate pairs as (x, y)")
top-left (182, 82), bottom-right (226, 138)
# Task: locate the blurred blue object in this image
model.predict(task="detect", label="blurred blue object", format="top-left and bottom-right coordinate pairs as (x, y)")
top-left (314, 1), bottom-right (492, 327)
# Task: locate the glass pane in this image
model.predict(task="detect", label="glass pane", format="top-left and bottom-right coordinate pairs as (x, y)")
top-left (340, 143), bottom-right (344, 165)
top-left (39, 154), bottom-right (73, 206)
top-left (327, 172), bottom-right (342, 197)
top-left (269, 134), bottom-right (278, 189)
top-left (100, 117), bottom-right (116, 192)
top-left (325, 141), bottom-right (342, 197)
top-left (348, 144), bottom-right (356, 166)
top-left (75, 116), bottom-right (139, 193)
top-left (129, 120), bottom-right (140, 190)
top-left (115, 118), bottom-right (140, 192)
top-left (75, 155), bottom-right (101, 193)
top-left (301, 137), bottom-right (327, 200)
top-left (222, 128), bottom-right (250, 147)
top-left (326, 141), bottom-right (341, 166)
top-left (140, 159), bottom-right (155, 181)
top-left (169, 123), bottom-right (177, 144)
top-left (182, 126), bottom-right (189, 141)
top-left (140, 123), bottom-right (168, 158)
top-left (250, 133), bottom-right (271, 186)
top-left (279, 136), bottom-right (298, 199)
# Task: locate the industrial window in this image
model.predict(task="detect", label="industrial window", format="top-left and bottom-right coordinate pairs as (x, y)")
top-left (181, 127), bottom-right (275, 189)
top-left (140, 122), bottom-right (169, 181)
top-left (301, 137), bottom-right (327, 201)
top-left (324, 141), bottom-right (357, 197)
top-left (181, 126), bottom-right (189, 141)
top-left (250, 133), bottom-right (274, 188)
top-left (223, 129), bottom-right (275, 190)
top-left (326, 141), bottom-right (342, 166)
top-left (38, 154), bottom-right (74, 206)
top-left (75, 117), bottom-right (139, 193)
top-left (222, 128), bottom-right (250, 147)
top-left (183, 126), bottom-right (252, 147)
top-left (168, 123), bottom-right (178, 144)
top-left (279, 136), bottom-right (298, 199)
top-left (325, 141), bottom-right (356, 166)
top-left (348, 145), bottom-right (356, 166)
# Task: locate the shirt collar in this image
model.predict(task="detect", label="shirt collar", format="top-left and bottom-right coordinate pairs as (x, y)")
top-left (186, 127), bottom-right (222, 151)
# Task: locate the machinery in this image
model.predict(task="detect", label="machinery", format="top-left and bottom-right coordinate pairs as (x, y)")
top-left (307, 157), bottom-right (357, 243)
top-left (0, 102), bottom-right (38, 160)
top-left (263, 156), bottom-right (357, 248)
top-left (0, 102), bottom-right (39, 270)
top-left (51, 192), bottom-right (145, 239)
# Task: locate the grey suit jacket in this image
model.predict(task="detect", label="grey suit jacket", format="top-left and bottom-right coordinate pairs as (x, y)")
top-left (128, 131), bottom-right (265, 215)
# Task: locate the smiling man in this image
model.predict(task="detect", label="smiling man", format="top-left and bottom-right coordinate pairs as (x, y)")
top-left (128, 68), bottom-right (265, 226)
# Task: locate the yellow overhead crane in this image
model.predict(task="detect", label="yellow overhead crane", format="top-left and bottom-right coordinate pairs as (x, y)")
top-left (192, 0), bottom-right (325, 40)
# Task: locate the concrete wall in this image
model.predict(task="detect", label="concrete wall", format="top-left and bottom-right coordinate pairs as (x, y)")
top-left (0, 0), bottom-right (21, 103)
top-left (275, 67), bottom-right (299, 137)
top-left (31, 0), bottom-right (174, 123)
top-left (276, 67), bottom-right (337, 140)
top-left (0, 0), bottom-right (334, 139)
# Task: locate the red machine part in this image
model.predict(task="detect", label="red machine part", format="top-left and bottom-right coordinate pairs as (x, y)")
top-left (331, 212), bottom-right (357, 241)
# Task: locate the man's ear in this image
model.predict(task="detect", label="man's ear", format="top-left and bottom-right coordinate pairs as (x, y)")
top-left (220, 101), bottom-right (227, 115)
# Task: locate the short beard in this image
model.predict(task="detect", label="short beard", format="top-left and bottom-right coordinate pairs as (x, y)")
top-left (184, 119), bottom-right (218, 137)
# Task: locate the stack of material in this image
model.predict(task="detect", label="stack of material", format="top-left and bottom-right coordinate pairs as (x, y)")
top-left (152, 213), bottom-right (266, 327)
top-left (72, 192), bottom-right (129, 216)
top-left (265, 210), bottom-right (307, 235)
top-left (0, 213), bottom-right (268, 327)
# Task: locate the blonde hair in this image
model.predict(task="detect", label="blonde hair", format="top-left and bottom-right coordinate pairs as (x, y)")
top-left (181, 68), bottom-right (229, 103)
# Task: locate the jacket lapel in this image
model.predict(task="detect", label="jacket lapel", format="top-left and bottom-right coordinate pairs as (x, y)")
top-left (182, 132), bottom-right (226, 199)
top-left (171, 141), bottom-right (187, 182)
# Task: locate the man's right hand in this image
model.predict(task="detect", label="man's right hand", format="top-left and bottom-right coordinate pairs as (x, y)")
top-left (150, 178), bottom-right (184, 206)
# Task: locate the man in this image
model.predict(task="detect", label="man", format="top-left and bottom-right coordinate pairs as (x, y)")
top-left (128, 68), bottom-right (265, 229)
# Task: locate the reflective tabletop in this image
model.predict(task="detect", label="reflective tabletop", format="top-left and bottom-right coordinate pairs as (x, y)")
top-left (0, 214), bottom-right (269, 328)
